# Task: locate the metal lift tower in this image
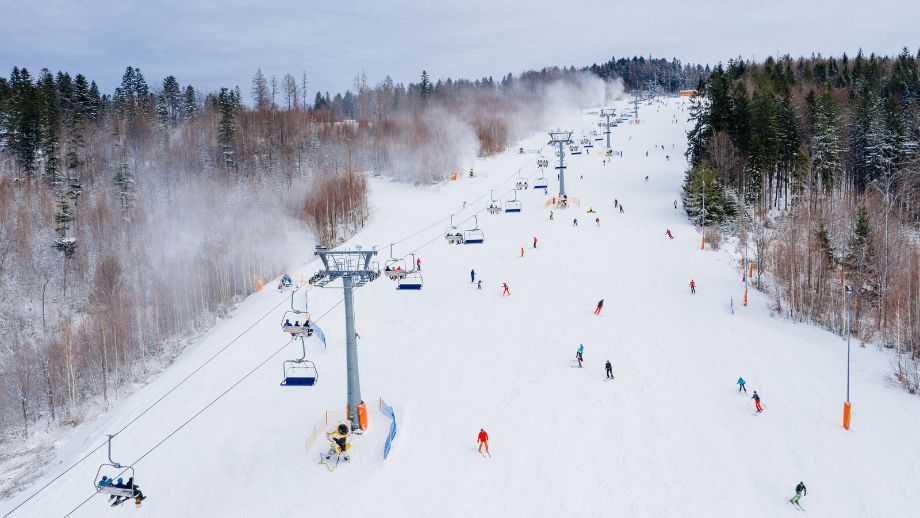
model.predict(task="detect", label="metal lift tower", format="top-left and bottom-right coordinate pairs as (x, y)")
top-left (309, 247), bottom-right (379, 430)
top-left (600, 108), bottom-right (616, 150)
top-left (548, 130), bottom-right (573, 198)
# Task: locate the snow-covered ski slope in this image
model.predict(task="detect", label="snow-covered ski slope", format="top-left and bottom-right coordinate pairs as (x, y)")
top-left (5, 98), bottom-right (920, 518)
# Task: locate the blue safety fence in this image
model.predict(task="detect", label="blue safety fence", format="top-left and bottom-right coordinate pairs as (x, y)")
top-left (380, 399), bottom-right (397, 459)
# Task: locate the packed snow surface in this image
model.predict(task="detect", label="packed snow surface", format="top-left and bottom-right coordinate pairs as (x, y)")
top-left (4, 98), bottom-right (919, 518)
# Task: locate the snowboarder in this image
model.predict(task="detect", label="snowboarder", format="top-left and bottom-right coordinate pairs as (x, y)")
top-left (573, 218), bottom-right (578, 227)
top-left (619, 205), bottom-right (624, 214)
top-left (594, 299), bottom-right (604, 315)
top-left (666, 229), bottom-right (674, 239)
top-left (752, 391), bottom-right (763, 413)
top-left (477, 429), bottom-right (490, 454)
top-left (690, 280), bottom-right (696, 294)
top-left (789, 482), bottom-right (807, 508)
top-left (501, 283), bottom-right (510, 296)
top-left (470, 269), bottom-right (476, 283)
top-left (605, 360), bottom-right (613, 379)
top-left (533, 237), bottom-right (538, 248)
top-left (737, 377), bottom-right (747, 393)
top-left (477, 280), bottom-right (482, 290)
top-left (416, 258), bottom-right (422, 271)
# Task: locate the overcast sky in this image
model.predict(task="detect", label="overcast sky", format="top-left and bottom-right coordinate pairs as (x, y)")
top-left (1, 0), bottom-right (917, 97)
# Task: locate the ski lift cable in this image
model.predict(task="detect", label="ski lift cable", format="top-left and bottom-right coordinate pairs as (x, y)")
top-left (4, 284), bottom-right (316, 518)
top-left (57, 297), bottom-right (346, 518)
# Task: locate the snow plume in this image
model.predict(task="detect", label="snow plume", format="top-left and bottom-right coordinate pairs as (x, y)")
top-left (368, 71), bottom-right (618, 184)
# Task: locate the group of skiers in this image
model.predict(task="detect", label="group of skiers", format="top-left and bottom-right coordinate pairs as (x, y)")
top-left (97, 476), bottom-right (146, 507)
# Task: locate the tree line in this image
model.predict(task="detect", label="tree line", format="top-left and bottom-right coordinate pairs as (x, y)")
top-left (682, 48), bottom-right (920, 393)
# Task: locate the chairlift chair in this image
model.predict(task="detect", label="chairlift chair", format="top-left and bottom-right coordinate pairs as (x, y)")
top-left (384, 244), bottom-right (407, 280)
top-left (445, 215), bottom-right (464, 244)
top-left (94, 435), bottom-right (137, 499)
top-left (397, 271), bottom-right (424, 290)
top-left (533, 174), bottom-right (548, 190)
top-left (281, 337), bottom-right (318, 386)
top-left (487, 190), bottom-right (503, 214)
top-left (281, 291), bottom-right (313, 337)
top-left (504, 191), bottom-right (522, 213)
top-left (463, 216), bottom-right (485, 244)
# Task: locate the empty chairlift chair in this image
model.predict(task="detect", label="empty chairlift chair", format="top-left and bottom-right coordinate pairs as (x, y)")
top-left (281, 337), bottom-right (318, 386)
top-left (463, 216), bottom-right (485, 244)
top-left (396, 254), bottom-right (423, 290)
top-left (533, 174), bottom-right (548, 190)
top-left (504, 192), bottom-right (522, 213)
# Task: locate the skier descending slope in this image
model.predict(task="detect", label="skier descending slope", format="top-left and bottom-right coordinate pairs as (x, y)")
top-left (501, 283), bottom-right (510, 297)
top-left (575, 344), bottom-right (585, 368)
top-left (477, 429), bottom-right (490, 457)
top-left (594, 299), bottom-right (604, 315)
top-left (533, 236), bottom-right (538, 248)
top-left (605, 360), bottom-right (614, 380)
top-left (689, 280), bottom-right (696, 294)
top-left (737, 377), bottom-right (747, 393)
top-left (666, 229), bottom-right (674, 239)
top-left (789, 481), bottom-right (807, 509)
top-left (752, 391), bottom-right (763, 413)
top-left (470, 269), bottom-right (476, 283)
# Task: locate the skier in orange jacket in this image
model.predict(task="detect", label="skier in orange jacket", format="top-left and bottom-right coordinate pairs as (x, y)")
top-left (477, 429), bottom-right (489, 452)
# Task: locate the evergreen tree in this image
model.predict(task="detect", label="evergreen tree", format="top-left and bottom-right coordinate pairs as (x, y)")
top-left (809, 86), bottom-right (842, 193)
top-left (216, 87), bottom-right (237, 168)
top-left (682, 166), bottom-right (737, 225)
top-left (419, 70), bottom-right (432, 101)
top-left (182, 85), bottom-right (197, 120)
top-left (37, 69), bottom-right (62, 187)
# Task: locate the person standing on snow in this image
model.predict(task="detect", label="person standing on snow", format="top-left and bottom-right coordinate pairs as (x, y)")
top-left (501, 283), bottom-right (510, 296)
top-left (533, 237), bottom-right (538, 248)
top-left (595, 217), bottom-right (600, 227)
top-left (470, 269), bottom-right (476, 283)
top-left (477, 280), bottom-right (482, 290)
top-left (520, 247), bottom-right (525, 257)
top-left (614, 198), bottom-right (618, 208)
top-left (752, 391), bottom-right (763, 413)
top-left (594, 299), bottom-right (604, 315)
top-left (619, 205), bottom-right (624, 213)
top-left (576, 344), bottom-right (585, 368)
top-left (573, 218), bottom-right (579, 227)
top-left (477, 428), bottom-right (490, 453)
top-left (605, 360), bottom-right (613, 379)
top-left (737, 377), bottom-right (747, 393)
top-left (690, 280), bottom-right (696, 294)
top-left (666, 229), bottom-right (674, 239)
top-left (674, 200), bottom-right (678, 209)
top-left (549, 211), bottom-right (554, 220)
top-left (789, 482), bottom-right (806, 507)
top-left (416, 258), bottom-right (422, 271)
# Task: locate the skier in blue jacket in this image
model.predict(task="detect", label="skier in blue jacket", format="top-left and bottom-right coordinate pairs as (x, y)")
top-left (737, 377), bottom-right (747, 393)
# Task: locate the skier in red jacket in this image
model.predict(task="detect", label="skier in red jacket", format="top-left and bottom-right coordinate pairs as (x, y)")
top-left (502, 283), bottom-right (510, 296)
top-left (477, 429), bottom-right (489, 452)
top-left (690, 280), bottom-right (696, 294)
top-left (533, 236), bottom-right (538, 248)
